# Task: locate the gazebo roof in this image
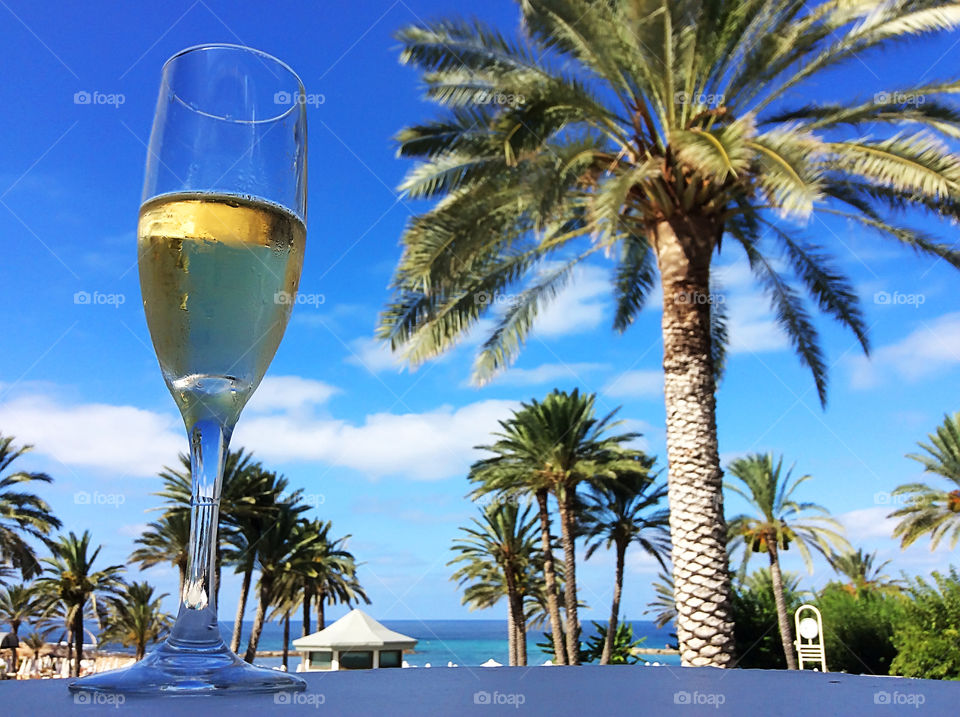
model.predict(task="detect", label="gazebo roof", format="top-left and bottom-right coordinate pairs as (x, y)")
top-left (292, 609), bottom-right (417, 650)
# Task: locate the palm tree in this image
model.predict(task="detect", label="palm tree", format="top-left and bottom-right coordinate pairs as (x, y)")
top-left (467, 389), bottom-right (640, 663)
top-left (726, 453), bottom-right (849, 669)
top-left (646, 571), bottom-right (677, 631)
top-left (828, 548), bottom-right (902, 596)
top-left (102, 582), bottom-right (172, 660)
top-left (130, 511), bottom-right (191, 596)
top-left (0, 435), bottom-right (62, 579)
top-left (268, 571), bottom-right (302, 672)
top-left (34, 531), bottom-right (125, 676)
top-left (582, 471), bottom-right (670, 664)
top-left (890, 412), bottom-right (960, 550)
top-left (22, 630), bottom-right (46, 660)
top-left (243, 510), bottom-right (320, 663)
top-left (221, 470), bottom-right (302, 652)
top-left (299, 520), bottom-right (368, 635)
top-left (0, 583), bottom-right (40, 670)
top-left (451, 501), bottom-right (541, 666)
top-left (377, 0), bottom-right (960, 666)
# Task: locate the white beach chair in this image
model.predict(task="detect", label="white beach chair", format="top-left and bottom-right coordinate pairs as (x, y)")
top-left (794, 604), bottom-right (827, 671)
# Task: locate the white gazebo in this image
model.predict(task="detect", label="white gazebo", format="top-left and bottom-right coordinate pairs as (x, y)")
top-left (292, 609), bottom-right (417, 672)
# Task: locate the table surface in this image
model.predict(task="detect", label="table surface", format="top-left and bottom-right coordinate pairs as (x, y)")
top-left (2, 665), bottom-right (955, 715)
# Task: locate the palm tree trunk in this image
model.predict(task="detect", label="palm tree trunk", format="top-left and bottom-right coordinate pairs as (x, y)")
top-left (602, 540), bottom-right (627, 665)
top-left (9, 621), bottom-right (19, 671)
top-left (73, 609), bottom-right (83, 678)
top-left (316, 591), bottom-right (325, 631)
top-left (768, 543), bottom-right (798, 670)
top-left (506, 599), bottom-right (517, 666)
top-left (282, 611), bottom-right (291, 671)
top-left (513, 598), bottom-right (527, 666)
top-left (556, 490), bottom-right (581, 664)
top-left (243, 582), bottom-right (270, 663)
top-left (535, 489), bottom-right (568, 665)
top-left (178, 559), bottom-right (186, 601)
top-left (302, 587), bottom-right (311, 636)
top-left (654, 219), bottom-right (735, 668)
top-left (230, 565), bottom-right (253, 652)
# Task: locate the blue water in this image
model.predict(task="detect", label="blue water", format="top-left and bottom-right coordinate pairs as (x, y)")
top-left (220, 619), bottom-right (680, 668)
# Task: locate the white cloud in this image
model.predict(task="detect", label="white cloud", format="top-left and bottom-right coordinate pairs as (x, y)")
top-left (836, 506), bottom-right (900, 542)
top-left (0, 394), bottom-right (181, 477)
top-left (725, 293), bottom-right (788, 354)
top-left (603, 370), bottom-right (663, 399)
top-left (492, 362), bottom-right (609, 387)
top-left (245, 375), bottom-right (338, 414)
top-left (233, 398), bottom-right (519, 480)
top-left (848, 312), bottom-right (960, 389)
top-left (533, 264), bottom-right (609, 337)
top-left (344, 337), bottom-right (402, 373)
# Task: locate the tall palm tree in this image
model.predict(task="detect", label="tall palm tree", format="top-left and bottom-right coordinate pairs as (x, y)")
top-left (243, 510), bottom-right (320, 663)
top-left (582, 471), bottom-right (670, 664)
top-left (468, 389), bottom-right (640, 663)
top-left (890, 412), bottom-right (960, 550)
top-left (451, 501), bottom-right (541, 666)
top-left (0, 435), bottom-right (62, 579)
top-left (221, 471), bottom-right (302, 653)
top-left (102, 582), bottom-right (172, 660)
top-left (299, 520), bottom-right (368, 635)
top-left (0, 583), bottom-right (40, 670)
top-left (827, 548), bottom-right (902, 596)
top-left (377, 0), bottom-right (960, 665)
top-left (34, 531), bottom-right (124, 676)
top-left (726, 453), bottom-right (849, 669)
top-left (130, 511), bottom-right (191, 597)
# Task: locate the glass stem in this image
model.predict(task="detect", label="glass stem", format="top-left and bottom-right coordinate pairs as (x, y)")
top-left (169, 416), bottom-right (233, 647)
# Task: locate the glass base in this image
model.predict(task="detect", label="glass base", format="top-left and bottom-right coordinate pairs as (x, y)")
top-left (68, 638), bottom-right (306, 695)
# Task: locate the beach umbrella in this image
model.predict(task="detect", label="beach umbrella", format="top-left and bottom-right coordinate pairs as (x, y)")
top-left (480, 658), bottom-right (502, 667)
top-left (541, 659), bottom-right (553, 666)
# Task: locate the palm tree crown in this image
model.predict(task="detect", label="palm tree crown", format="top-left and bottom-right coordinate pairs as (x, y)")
top-left (0, 434), bottom-right (62, 580)
top-left (102, 581), bottom-right (172, 660)
top-left (377, 0), bottom-right (960, 667)
top-left (891, 411), bottom-right (960, 549)
top-left (828, 548), bottom-right (902, 595)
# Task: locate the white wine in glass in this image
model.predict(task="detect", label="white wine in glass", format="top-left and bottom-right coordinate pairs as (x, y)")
top-left (71, 44), bottom-right (308, 695)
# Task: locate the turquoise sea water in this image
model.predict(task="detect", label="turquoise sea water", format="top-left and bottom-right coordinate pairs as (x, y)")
top-left (221, 619), bottom-right (681, 668)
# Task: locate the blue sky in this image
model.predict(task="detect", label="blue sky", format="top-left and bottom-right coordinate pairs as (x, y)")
top-left (1, 0), bottom-right (958, 627)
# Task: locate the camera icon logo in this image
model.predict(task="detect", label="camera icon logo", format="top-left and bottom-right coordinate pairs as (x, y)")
top-left (274, 90), bottom-right (292, 105)
top-left (874, 691), bottom-right (891, 705)
top-left (74, 91), bottom-right (91, 105)
top-left (73, 692), bottom-right (91, 704)
top-left (74, 291), bottom-right (91, 305)
top-left (473, 691), bottom-right (491, 705)
top-left (74, 491), bottom-right (91, 505)
top-left (274, 691), bottom-right (293, 704)
top-left (674, 691), bottom-right (691, 705)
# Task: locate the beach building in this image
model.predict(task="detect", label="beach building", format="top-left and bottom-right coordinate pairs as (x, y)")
top-left (292, 608), bottom-right (417, 672)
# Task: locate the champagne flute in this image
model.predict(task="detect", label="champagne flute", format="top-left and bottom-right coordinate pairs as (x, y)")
top-left (71, 44), bottom-right (308, 695)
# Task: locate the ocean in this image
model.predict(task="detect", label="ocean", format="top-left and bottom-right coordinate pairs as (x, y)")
top-left (220, 619), bottom-right (681, 668)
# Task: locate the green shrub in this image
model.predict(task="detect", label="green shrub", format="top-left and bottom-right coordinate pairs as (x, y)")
top-left (890, 567), bottom-right (960, 680)
top-left (732, 568), bottom-right (803, 669)
top-left (815, 583), bottom-right (904, 675)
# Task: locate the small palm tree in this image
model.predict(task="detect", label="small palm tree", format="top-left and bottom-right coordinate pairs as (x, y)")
top-left (102, 582), bottom-right (172, 660)
top-left (299, 520), bottom-right (368, 635)
top-left (467, 388), bottom-right (639, 663)
top-left (130, 511), bottom-right (191, 596)
top-left (34, 531), bottom-right (125, 676)
top-left (582, 469), bottom-right (669, 664)
top-left (0, 435), bottom-right (62, 579)
top-left (242, 509), bottom-right (320, 663)
top-left (828, 548), bottom-right (902, 596)
top-left (890, 412), bottom-right (960, 550)
top-left (22, 630), bottom-right (46, 660)
top-left (0, 583), bottom-right (41, 669)
top-left (726, 454), bottom-right (849, 669)
top-left (450, 501), bottom-right (541, 665)
top-left (378, 0), bottom-right (960, 666)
